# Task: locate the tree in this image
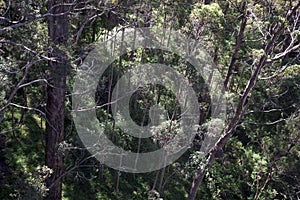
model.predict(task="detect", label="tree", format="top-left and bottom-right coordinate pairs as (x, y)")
top-left (45, 1), bottom-right (70, 199)
top-left (187, 1), bottom-right (300, 199)
top-left (0, 0), bottom-right (299, 199)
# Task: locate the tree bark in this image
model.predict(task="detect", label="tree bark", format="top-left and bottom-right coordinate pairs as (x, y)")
top-left (45, 1), bottom-right (69, 199)
top-left (223, 2), bottom-right (247, 90)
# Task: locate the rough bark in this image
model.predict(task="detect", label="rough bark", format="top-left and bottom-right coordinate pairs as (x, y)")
top-left (45, 1), bottom-right (69, 200)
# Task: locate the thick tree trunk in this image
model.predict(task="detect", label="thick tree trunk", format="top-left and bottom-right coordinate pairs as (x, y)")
top-left (45, 1), bottom-right (69, 200)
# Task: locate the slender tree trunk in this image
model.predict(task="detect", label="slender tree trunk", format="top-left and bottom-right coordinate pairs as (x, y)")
top-left (223, 2), bottom-right (247, 90)
top-left (45, 1), bottom-right (69, 199)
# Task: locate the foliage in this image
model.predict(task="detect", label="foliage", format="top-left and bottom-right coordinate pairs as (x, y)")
top-left (0, 0), bottom-right (299, 199)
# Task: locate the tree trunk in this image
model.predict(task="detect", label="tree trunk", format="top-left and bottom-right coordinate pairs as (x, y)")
top-left (45, 1), bottom-right (69, 199)
top-left (188, 168), bottom-right (205, 200)
top-left (0, 136), bottom-right (9, 186)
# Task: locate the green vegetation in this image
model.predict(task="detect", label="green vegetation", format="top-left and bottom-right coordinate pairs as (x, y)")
top-left (0, 0), bottom-right (299, 199)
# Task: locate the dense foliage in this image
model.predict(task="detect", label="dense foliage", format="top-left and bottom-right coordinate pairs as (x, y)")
top-left (0, 0), bottom-right (299, 199)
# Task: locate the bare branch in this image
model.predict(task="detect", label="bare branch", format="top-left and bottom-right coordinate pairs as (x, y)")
top-left (0, 59), bottom-right (43, 123)
top-left (74, 10), bottom-right (107, 44)
top-left (0, 39), bottom-right (57, 62)
top-left (19, 79), bottom-right (48, 89)
top-left (0, 128), bottom-right (19, 135)
top-left (243, 118), bottom-right (287, 126)
top-left (9, 103), bottom-right (46, 116)
top-left (266, 43), bottom-right (300, 63)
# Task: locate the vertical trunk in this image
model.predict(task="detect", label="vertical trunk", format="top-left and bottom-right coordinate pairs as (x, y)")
top-left (45, 1), bottom-right (69, 200)
top-left (0, 136), bottom-right (9, 186)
